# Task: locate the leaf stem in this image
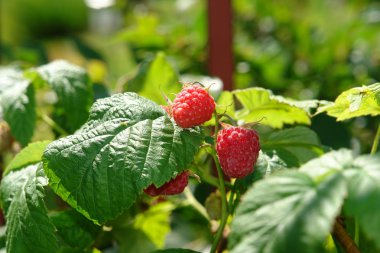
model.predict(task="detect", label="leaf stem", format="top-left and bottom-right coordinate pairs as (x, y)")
top-left (370, 122), bottom-right (380, 155)
top-left (210, 113), bottom-right (229, 253)
top-left (183, 187), bottom-right (210, 221)
top-left (332, 219), bottom-right (361, 253)
top-left (38, 111), bottom-right (68, 136)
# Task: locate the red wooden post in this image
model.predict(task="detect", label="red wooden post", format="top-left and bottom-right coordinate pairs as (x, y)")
top-left (207, 0), bottom-right (234, 91)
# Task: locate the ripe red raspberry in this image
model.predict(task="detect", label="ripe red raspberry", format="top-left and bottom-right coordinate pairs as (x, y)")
top-left (144, 171), bottom-right (189, 196)
top-left (172, 84), bottom-right (215, 128)
top-left (216, 126), bottom-right (260, 178)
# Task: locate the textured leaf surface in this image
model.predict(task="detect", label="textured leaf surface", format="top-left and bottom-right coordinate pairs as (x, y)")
top-left (260, 126), bottom-right (324, 167)
top-left (3, 141), bottom-right (51, 176)
top-left (233, 88), bottom-right (311, 128)
top-left (50, 209), bottom-right (101, 250)
top-left (0, 68), bottom-right (36, 146)
top-left (316, 83), bottom-right (380, 121)
top-left (0, 164), bottom-right (58, 253)
top-left (229, 171), bottom-right (346, 253)
top-left (37, 60), bottom-right (93, 131)
top-left (126, 52), bottom-right (180, 104)
top-left (43, 93), bottom-right (202, 224)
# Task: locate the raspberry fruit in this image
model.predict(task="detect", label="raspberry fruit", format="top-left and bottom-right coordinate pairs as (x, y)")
top-left (216, 126), bottom-right (260, 178)
top-left (172, 84), bottom-right (215, 128)
top-left (144, 171), bottom-right (189, 196)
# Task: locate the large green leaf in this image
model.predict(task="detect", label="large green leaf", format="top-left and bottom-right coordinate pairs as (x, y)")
top-left (343, 154), bottom-right (380, 249)
top-left (114, 202), bottom-right (174, 253)
top-left (316, 83), bottom-right (380, 121)
top-left (43, 93), bottom-right (203, 224)
top-left (0, 67), bottom-right (36, 146)
top-left (3, 140), bottom-right (51, 176)
top-left (300, 150), bottom-right (380, 250)
top-left (37, 60), bottom-right (93, 131)
top-left (260, 126), bottom-right (324, 167)
top-left (50, 209), bottom-right (101, 250)
top-left (233, 88), bottom-right (312, 128)
top-left (229, 171), bottom-right (346, 253)
top-left (126, 52), bottom-right (180, 104)
top-left (0, 164), bottom-right (58, 253)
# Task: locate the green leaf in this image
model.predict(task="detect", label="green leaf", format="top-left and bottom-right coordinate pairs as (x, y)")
top-left (114, 202), bottom-right (174, 253)
top-left (261, 126), bottom-right (324, 167)
top-left (229, 171), bottom-right (346, 253)
top-left (133, 202), bottom-right (173, 248)
top-left (0, 67), bottom-right (36, 146)
top-left (3, 140), bottom-right (51, 176)
top-left (37, 60), bottom-right (93, 131)
top-left (300, 149), bottom-right (380, 250)
top-left (316, 83), bottom-right (380, 121)
top-left (43, 93), bottom-right (203, 224)
top-left (50, 209), bottom-right (101, 250)
top-left (233, 88), bottom-right (311, 128)
top-left (0, 164), bottom-right (58, 253)
top-left (342, 153), bottom-right (380, 249)
top-left (126, 52), bottom-right (180, 104)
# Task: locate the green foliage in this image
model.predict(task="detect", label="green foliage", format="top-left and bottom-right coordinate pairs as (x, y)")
top-left (113, 202), bottom-right (174, 253)
top-left (3, 140), bottom-right (51, 176)
top-left (229, 170), bottom-right (346, 253)
top-left (50, 209), bottom-right (101, 250)
top-left (42, 93), bottom-right (203, 224)
top-left (126, 52), bottom-right (180, 104)
top-left (0, 164), bottom-right (58, 253)
top-left (317, 83), bottom-right (380, 121)
top-left (37, 60), bottom-right (93, 132)
top-left (260, 126), bottom-right (324, 167)
top-left (0, 67), bottom-right (36, 146)
top-left (301, 150), bottom-right (380, 249)
top-left (233, 88), bottom-right (312, 128)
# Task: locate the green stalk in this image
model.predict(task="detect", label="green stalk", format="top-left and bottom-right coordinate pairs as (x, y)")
top-left (370, 123), bottom-right (380, 155)
top-left (39, 111), bottom-right (68, 136)
top-left (210, 113), bottom-right (229, 253)
top-left (183, 187), bottom-right (210, 221)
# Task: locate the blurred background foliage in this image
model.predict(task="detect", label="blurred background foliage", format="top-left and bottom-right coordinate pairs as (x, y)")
top-left (2, 0), bottom-right (380, 152)
top-left (2, 0), bottom-right (380, 99)
top-left (1, 0), bottom-right (380, 251)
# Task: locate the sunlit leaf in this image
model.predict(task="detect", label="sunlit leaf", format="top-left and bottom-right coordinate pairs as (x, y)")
top-left (233, 88), bottom-right (312, 128)
top-left (3, 140), bottom-right (51, 176)
top-left (316, 83), bottom-right (380, 121)
top-left (126, 52), bottom-right (180, 104)
top-left (229, 171), bottom-right (346, 253)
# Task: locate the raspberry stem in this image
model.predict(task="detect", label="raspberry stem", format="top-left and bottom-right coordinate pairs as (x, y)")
top-left (210, 113), bottom-right (229, 253)
top-left (370, 123), bottom-right (380, 155)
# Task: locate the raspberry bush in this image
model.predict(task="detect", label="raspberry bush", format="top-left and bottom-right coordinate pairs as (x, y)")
top-left (1, 55), bottom-right (380, 253)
